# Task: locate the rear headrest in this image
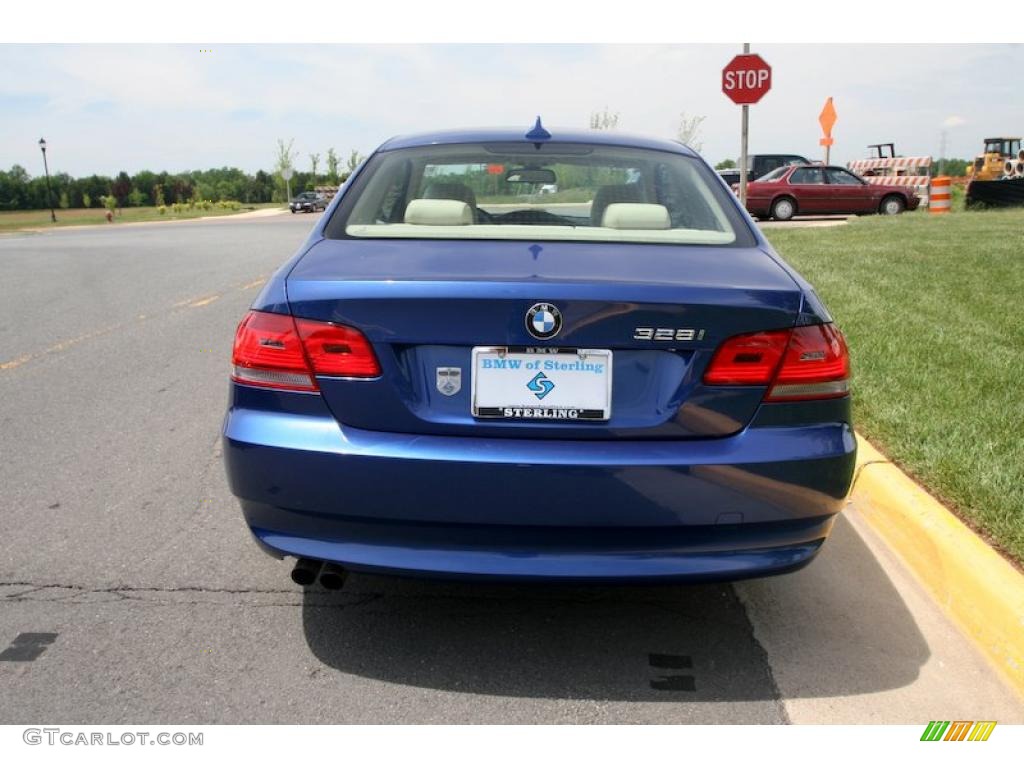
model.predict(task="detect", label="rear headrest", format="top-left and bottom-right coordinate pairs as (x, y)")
top-left (404, 199), bottom-right (473, 226)
top-left (591, 183), bottom-right (644, 225)
top-left (601, 203), bottom-right (671, 230)
top-left (423, 182), bottom-right (477, 209)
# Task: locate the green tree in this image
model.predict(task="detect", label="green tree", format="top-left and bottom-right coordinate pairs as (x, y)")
top-left (715, 159), bottom-right (737, 170)
top-left (77, 175), bottom-right (112, 208)
top-left (165, 175), bottom-right (194, 205)
top-left (309, 153), bottom-right (320, 185)
top-left (0, 165), bottom-right (31, 209)
top-left (111, 171), bottom-right (132, 209)
top-left (128, 188), bottom-right (145, 207)
top-left (248, 171), bottom-right (274, 203)
top-left (82, 193), bottom-right (92, 209)
top-left (326, 148), bottom-right (340, 184)
top-left (131, 170), bottom-right (159, 205)
top-left (346, 149), bottom-right (364, 174)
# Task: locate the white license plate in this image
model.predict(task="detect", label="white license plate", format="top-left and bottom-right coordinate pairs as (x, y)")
top-left (471, 347), bottom-right (612, 421)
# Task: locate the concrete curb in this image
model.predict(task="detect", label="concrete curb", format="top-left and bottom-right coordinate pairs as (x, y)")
top-left (852, 433), bottom-right (1024, 699)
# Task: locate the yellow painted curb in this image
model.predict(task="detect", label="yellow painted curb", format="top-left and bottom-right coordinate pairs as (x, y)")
top-left (852, 434), bottom-right (1024, 699)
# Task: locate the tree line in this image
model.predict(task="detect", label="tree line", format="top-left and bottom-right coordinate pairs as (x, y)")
top-left (0, 140), bottom-right (365, 211)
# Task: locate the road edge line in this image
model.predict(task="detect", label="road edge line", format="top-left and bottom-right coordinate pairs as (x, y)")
top-left (852, 433), bottom-right (1024, 700)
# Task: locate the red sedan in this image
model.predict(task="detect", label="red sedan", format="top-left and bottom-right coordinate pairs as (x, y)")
top-left (742, 164), bottom-right (920, 221)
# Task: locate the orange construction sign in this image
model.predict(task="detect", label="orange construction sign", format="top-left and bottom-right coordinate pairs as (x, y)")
top-left (819, 97), bottom-right (836, 147)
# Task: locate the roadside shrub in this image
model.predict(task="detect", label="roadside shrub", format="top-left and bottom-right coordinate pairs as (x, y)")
top-left (82, 193), bottom-right (91, 209)
top-left (158, 205), bottom-right (167, 215)
top-left (59, 191), bottom-right (70, 210)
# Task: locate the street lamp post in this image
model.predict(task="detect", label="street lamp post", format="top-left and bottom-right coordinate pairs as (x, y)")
top-left (38, 138), bottom-right (57, 223)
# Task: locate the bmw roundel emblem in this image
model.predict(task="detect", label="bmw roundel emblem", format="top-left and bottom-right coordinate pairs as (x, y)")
top-left (526, 302), bottom-right (562, 340)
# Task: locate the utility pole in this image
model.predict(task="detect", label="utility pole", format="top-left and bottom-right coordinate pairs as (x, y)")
top-left (739, 42), bottom-right (750, 207)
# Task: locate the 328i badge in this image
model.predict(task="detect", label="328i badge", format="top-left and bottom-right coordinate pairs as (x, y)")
top-left (223, 120), bottom-right (856, 590)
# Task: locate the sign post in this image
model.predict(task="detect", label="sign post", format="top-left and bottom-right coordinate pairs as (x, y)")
top-left (722, 46), bottom-right (772, 207)
top-left (819, 98), bottom-right (837, 165)
top-left (281, 166), bottom-right (294, 204)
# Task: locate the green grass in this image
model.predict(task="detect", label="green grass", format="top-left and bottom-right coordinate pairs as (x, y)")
top-left (764, 209), bottom-right (1024, 564)
top-left (0, 203), bottom-right (283, 232)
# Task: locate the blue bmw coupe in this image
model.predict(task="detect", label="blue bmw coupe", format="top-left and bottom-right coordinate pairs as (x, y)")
top-left (223, 121), bottom-right (856, 589)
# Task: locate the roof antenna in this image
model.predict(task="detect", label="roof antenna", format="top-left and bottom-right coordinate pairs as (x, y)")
top-left (525, 116), bottom-right (551, 146)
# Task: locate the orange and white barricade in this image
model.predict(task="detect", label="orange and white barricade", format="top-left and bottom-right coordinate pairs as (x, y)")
top-left (929, 176), bottom-right (952, 214)
top-left (847, 155), bottom-right (932, 202)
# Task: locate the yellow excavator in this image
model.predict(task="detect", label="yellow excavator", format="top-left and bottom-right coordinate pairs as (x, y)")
top-left (967, 137), bottom-right (1021, 180)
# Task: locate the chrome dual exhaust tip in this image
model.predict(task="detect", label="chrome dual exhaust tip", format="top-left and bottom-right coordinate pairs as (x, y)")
top-left (290, 558), bottom-right (348, 590)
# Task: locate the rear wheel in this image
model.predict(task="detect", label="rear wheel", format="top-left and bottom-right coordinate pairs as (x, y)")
top-left (880, 195), bottom-right (905, 215)
top-left (771, 197), bottom-right (796, 221)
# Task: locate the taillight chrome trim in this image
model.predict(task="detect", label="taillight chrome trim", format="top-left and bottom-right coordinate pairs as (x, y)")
top-left (231, 365), bottom-right (317, 391)
top-left (766, 378), bottom-right (850, 402)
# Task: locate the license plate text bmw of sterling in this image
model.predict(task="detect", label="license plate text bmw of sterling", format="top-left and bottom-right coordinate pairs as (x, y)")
top-left (223, 120), bottom-right (856, 589)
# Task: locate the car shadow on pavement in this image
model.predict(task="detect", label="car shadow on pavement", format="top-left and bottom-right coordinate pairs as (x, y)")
top-left (301, 514), bottom-right (928, 704)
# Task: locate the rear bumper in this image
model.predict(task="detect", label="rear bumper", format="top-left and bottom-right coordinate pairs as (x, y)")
top-left (223, 387), bottom-right (856, 582)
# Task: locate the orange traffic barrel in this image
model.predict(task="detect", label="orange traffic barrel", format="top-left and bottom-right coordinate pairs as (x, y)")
top-left (930, 176), bottom-right (952, 214)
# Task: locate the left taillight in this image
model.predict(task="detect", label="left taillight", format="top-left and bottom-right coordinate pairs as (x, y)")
top-left (231, 311), bottom-right (379, 392)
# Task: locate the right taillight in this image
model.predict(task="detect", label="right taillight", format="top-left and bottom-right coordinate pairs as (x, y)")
top-left (703, 323), bottom-right (850, 401)
top-left (231, 310), bottom-right (380, 392)
top-left (766, 323), bottom-right (850, 401)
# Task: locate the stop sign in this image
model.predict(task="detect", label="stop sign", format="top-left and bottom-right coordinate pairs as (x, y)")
top-left (722, 54), bottom-right (772, 105)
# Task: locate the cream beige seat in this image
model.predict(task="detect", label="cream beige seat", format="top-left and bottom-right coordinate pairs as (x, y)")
top-left (590, 183), bottom-right (645, 226)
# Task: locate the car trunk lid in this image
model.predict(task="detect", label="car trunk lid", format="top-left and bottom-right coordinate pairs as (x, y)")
top-left (284, 238), bottom-right (802, 439)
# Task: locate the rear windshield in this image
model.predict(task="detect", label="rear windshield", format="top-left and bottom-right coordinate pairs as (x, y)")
top-left (324, 142), bottom-right (752, 246)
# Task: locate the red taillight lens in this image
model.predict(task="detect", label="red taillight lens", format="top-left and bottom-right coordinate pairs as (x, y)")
top-left (295, 318), bottom-right (381, 378)
top-left (702, 330), bottom-right (790, 385)
top-left (766, 324), bottom-right (850, 401)
top-left (232, 311), bottom-right (316, 391)
top-left (231, 311), bottom-right (379, 391)
top-left (703, 324), bottom-right (850, 401)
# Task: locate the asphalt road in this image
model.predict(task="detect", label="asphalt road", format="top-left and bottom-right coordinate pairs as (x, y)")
top-left (0, 214), bottom-right (1020, 724)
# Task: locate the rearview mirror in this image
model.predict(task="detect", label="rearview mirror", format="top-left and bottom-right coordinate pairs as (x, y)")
top-left (504, 168), bottom-right (557, 185)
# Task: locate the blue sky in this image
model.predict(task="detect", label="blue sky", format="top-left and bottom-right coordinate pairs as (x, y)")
top-left (1, 44), bottom-right (1021, 177)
